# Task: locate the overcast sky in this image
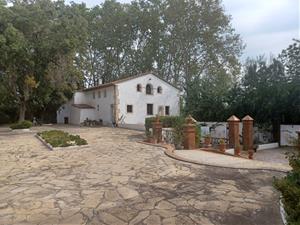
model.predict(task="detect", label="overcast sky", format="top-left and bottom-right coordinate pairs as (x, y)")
top-left (71, 0), bottom-right (300, 60)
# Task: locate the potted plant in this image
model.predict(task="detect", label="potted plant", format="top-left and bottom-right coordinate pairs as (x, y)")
top-left (219, 138), bottom-right (226, 153)
top-left (204, 134), bottom-right (212, 147)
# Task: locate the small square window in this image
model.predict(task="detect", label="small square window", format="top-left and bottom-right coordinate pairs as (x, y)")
top-left (137, 84), bottom-right (142, 92)
top-left (165, 106), bottom-right (170, 115)
top-left (157, 86), bottom-right (162, 94)
top-left (147, 104), bottom-right (153, 115)
top-left (127, 105), bottom-right (133, 113)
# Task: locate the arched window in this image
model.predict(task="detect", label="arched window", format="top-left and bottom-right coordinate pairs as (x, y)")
top-left (146, 84), bottom-right (153, 95)
top-left (137, 84), bottom-right (142, 92)
top-left (157, 86), bottom-right (162, 94)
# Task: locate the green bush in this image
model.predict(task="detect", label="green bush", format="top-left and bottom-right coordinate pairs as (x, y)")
top-left (145, 116), bottom-right (184, 131)
top-left (274, 141), bottom-right (300, 225)
top-left (145, 116), bottom-right (186, 148)
top-left (195, 124), bottom-right (201, 147)
top-left (38, 130), bottom-right (87, 147)
top-left (10, 120), bottom-right (33, 129)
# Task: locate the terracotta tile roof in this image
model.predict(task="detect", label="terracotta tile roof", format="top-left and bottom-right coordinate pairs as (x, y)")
top-left (82, 72), bottom-right (180, 92)
top-left (72, 104), bottom-right (95, 109)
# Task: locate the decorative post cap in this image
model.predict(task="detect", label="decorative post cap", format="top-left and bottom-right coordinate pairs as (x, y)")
top-left (185, 115), bottom-right (197, 124)
top-left (242, 115), bottom-right (254, 121)
top-left (227, 115), bottom-right (240, 122)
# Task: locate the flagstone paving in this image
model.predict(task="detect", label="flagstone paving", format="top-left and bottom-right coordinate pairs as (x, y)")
top-left (0, 126), bottom-right (284, 225)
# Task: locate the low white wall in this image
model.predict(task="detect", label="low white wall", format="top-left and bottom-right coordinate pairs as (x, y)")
top-left (280, 125), bottom-right (300, 146)
top-left (257, 143), bottom-right (279, 150)
top-left (198, 121), bottom-right (273, 144)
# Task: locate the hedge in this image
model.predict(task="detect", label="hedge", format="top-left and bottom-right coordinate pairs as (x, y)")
top-left (145, 116), bottom-right (185, 131)
top-left (10, 120), bottom-right (33, 129)
top-left (38, 130), bottom-right (87, 147)
top-left (274, 141), bottom-right (300, 224)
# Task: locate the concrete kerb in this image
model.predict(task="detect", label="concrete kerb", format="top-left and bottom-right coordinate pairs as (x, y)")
top-left (35, 134), bottom-right (90, 151)
top-left (138, 141), bottom-right (290, 173)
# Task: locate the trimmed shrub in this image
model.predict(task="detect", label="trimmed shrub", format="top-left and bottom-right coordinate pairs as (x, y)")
top-left (10, 120), bottom-right (33, 129)
top-left (145, 116), bottom-right (184, 131)
top-left (38, 130), bottom-right (87, 147)
top-left (274, 140), bottom-right (300, 224)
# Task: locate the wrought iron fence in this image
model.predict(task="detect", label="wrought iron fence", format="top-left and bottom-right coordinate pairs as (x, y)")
top-left (202, 137), bottom-right (229, 148)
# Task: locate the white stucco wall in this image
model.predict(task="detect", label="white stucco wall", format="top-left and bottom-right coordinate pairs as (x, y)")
top-left (70, 107), bottom-right (81, 125)
top-left (57, 73), bottom-right (181, 127)
top-left (82, 86), bottom-right (115, 125)
top-left (80, 109), bottom-right (96, 122)
top-left (57, 101), bottom-right (72, 124)
top-left (280, 124), bottom-right (300, 146)
top-left (117, 73), bottom-right (180, 128)
top-left (73, 92), bottom-right (87, 104)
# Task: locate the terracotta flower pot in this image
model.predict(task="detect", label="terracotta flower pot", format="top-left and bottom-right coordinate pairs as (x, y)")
top-left (248, 149), bottom-right (254, 159)
top-left (234, 145), bottom-right (241, 156)
top-left (219, 143), bottom-right (226, 153)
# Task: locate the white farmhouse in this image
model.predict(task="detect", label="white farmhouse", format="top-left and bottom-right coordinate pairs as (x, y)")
top-left (57, 72), bottom-right (180, 130)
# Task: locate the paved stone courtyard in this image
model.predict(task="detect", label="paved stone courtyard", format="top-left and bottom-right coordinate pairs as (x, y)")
top-left (0, 126), bottom-right (284, 225)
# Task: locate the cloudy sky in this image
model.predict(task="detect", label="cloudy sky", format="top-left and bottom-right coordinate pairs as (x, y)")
top-left (222, 0), bottom-right (299, 60)
top-left (71, 0), bottom-right (299, 60)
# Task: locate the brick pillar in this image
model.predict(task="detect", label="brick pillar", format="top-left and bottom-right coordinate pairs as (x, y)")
top-left (242, 115), bottom-right (254, 159)
top-left (183, 115), bottom-right (196, 150)
top-left (227, 115), bottom-right (240, 149)
top-left (152, 115), bottom-right (162, 143)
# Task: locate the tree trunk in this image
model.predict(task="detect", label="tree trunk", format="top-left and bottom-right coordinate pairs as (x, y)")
top-left (272, 120), bottom-right (280, 142)
top-left (19, 101), bottom-right (26, 122)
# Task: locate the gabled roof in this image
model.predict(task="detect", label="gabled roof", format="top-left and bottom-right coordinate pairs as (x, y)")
top-left (82, 72), bottom-right (180, 92)
top-left (72, 104), bottom-right (95, 109)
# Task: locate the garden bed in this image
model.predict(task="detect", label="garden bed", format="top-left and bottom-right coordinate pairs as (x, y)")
top-left (36, 130), bottom-right (88, 150)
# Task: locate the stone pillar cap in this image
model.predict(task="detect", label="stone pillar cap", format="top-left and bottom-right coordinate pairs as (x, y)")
top-left (227, 115), bottom-right (240, 122)
top-left (185, 115), bottom-right (197, 124)
top-left (242, 115), bottom-right (254, 121)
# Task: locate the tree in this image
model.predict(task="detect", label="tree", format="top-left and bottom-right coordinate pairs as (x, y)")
top-left (0, 0), bottom-right (88, 121)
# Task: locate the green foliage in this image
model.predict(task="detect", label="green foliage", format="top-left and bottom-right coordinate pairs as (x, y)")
top-left (0, 0), bottom-right (88, 122)
top-left (274, 143), bottom-right (300, 225)
top-left (171, 117), bottom-right (185, 148)
top-left (145, 116), bottom-right (186, 148)
top-left (145, 116), bottom-right (184, 131)
top-left (195, 125), bottom-right (201, 147)
top-left (10, 120), bottom-right (32, 129)
top-left (38, 130), bottom-right (87, 147)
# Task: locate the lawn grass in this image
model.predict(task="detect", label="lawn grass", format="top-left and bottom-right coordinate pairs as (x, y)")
top-left (38, 130), bottom-right (87, 147)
